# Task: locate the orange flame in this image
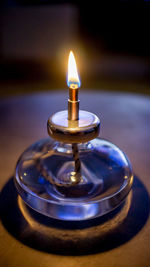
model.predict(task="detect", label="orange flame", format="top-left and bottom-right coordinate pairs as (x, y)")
top-left (67, 51), bottom-right (81, 89)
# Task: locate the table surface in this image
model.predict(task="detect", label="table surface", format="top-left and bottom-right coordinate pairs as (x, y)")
top-left (0, 90), bottom-right (150, 267)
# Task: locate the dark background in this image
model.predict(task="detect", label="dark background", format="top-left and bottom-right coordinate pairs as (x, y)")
top-left (0, 0), bottom-right (150, 96)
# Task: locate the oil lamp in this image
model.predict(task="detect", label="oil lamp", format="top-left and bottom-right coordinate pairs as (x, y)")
top-left (15, 51), bottom-right (133, 221)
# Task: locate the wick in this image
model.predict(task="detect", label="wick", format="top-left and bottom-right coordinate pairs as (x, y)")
top-left (71, 143), bottom-right (81, 184)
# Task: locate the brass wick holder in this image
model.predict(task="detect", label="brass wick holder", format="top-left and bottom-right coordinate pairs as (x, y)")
top-left (47, 87), bottom-right (100, 186)
top-left (68, 87), bottom-right (79, 121)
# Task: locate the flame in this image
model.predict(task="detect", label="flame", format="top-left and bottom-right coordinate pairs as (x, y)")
top-left (67, 51), bottom-right (81, 89)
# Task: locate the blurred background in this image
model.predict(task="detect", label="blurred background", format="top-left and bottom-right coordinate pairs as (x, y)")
top-left (0, 0), bottom-right (150, 97)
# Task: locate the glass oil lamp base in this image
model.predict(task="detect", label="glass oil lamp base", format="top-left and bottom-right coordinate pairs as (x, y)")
top-left (15, 138), bottom-right (133, 221)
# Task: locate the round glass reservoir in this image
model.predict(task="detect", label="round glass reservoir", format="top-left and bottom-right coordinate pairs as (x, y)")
top-left (15, 138), bottom-right (133, 221)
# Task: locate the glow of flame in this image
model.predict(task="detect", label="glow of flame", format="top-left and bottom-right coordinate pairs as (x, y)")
top-left (67, 51), bottom-right (81, 89)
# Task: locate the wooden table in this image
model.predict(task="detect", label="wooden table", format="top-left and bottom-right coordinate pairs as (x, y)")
top-left (0, 91), bottom-right (150, 267)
